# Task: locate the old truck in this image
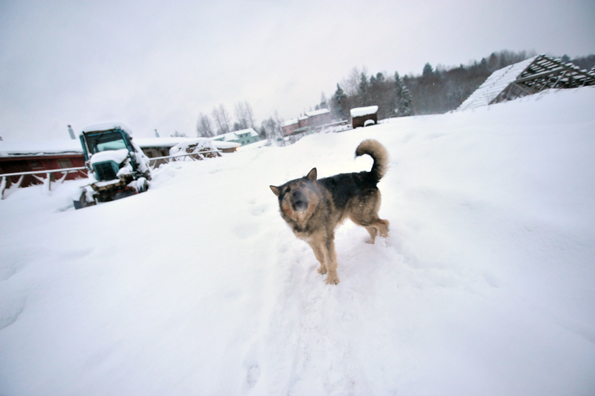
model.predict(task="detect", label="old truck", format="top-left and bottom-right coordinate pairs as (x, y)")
top-left (73, 123), bottom-right (151, 209)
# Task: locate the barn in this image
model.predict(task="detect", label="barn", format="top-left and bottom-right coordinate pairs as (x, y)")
top-left (0, 140), bottom-right (86, 190)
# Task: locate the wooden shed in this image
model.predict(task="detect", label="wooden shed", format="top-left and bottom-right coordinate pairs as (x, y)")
top-left (350, 106), bottom-right (379, 128)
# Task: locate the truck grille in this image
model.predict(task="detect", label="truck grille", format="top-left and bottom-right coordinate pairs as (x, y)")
top-left (93, 161), bottom-right (119, 181)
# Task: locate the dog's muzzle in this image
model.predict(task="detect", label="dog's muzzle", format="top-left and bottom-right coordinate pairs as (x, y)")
top-left (292, 190), bottom-right (308, 212)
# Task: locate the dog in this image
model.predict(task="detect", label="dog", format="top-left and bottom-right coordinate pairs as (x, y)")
top-left (270, 139), bottom-right (389, 285)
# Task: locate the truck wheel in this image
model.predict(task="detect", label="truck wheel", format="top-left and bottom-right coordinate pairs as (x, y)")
top-left (74, 190), bottom-right (95, 209)
top-left (139, 179), bottom-right (149, 193)
top-left (136, 178), bottom-right (149, 193)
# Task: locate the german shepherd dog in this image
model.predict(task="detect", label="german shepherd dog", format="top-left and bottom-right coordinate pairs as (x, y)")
top-left (270, 139), bottom-right (389, 285)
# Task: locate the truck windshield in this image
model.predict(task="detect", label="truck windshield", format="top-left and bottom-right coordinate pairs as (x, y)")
top-left (86, 131), bottom-right (128, 154)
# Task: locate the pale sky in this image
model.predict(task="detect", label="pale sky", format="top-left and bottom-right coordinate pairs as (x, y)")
top-left (1, 0), bottom-right (594, 140)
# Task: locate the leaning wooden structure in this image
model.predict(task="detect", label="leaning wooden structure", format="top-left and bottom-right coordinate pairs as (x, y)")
top-left (458, 55), bottom-right (595, 111)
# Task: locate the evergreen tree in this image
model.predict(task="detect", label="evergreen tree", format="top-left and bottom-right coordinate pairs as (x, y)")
top-left (331, 84), bottom-right (349, 120)
top-left (398, 84), bottom-right (414, 117)
top-left (422, 63), bottom-right (434, 78)
top-left (358, 72), bottom-right (371, 106)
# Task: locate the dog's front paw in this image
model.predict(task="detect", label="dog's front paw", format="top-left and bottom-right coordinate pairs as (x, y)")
top-left (317, 265), bottom-right (327, 274)
top-left (325, 274), bottom-right (340, 285)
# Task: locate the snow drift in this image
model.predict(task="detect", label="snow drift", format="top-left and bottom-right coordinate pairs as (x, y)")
top-left (1, 87), bottom-right (594, 396)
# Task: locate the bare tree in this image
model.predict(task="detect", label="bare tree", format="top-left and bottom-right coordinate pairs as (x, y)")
top-left (196, 113), bottom-right (215, 137)
top-left (261, 111), bottom-right (284, 145)
top-left (212, 104), bottom-right (231, 135)
top-left (234, 101), bottom-right (257, 130)
top-left (341, 66), bottom-right (367, 97)
top-left (234, 102), bottom-right (249, 130)
top-left (244, 101), bottom-right (257, 129)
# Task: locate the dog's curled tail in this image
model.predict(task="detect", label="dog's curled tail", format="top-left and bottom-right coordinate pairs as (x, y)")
top-left (355, 139), bottom-right (389, 184)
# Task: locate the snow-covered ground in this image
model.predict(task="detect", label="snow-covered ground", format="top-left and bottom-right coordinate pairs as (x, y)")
top-left (1, 88), bottom-right (594, 396)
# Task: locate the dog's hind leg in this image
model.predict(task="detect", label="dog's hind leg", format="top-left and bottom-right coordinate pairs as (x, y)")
top-left (365, 226), bottom-right (378, 244)
top-left (374, 219), bottom-right (390, 239)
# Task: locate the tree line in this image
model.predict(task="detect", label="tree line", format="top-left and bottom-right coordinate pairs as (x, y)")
top-left (196, 101), bottom-right (257, 137)
top-left (318, 50), bottom-right (595, 120)
top-left (195, 50), bottom-right (595, 139)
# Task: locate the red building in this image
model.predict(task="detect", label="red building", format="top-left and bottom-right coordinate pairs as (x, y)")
top-left (281, 109), bottom-right (332, 137)
top-left (0, 140), bottom-right (86, 188)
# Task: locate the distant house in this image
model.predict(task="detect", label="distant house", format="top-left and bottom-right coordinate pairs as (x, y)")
top-left (304, 109), bottom-right (332, 128)
top-left (281, 109), bottom-right (332, 137)
top-left (280, 118), bottom-right (300, 136)
top-left (458, 54), bottom-right (595, 111)
top-left (350, 106), bottom-right (378, 128)
top-left (212, 128), bottom-right (260, 146)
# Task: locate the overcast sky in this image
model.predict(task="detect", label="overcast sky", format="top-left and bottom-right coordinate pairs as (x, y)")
top-left (1, 0), bottom-right (594, 140)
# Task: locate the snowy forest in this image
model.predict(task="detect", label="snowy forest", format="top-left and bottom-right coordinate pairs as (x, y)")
top-left (195, 50), bottom-right (595, 139)
top-left (324, 50), bottom-right (595, 118)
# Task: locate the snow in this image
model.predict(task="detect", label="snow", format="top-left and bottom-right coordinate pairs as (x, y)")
top-left (137, 137), bottom-right (240, 151)
top-left (306, 109), bottom-right (330, 117)
top-left (350, 105), bottom-right (379, 118)
top-left (0, 139), bottom-right (82, 157)
top-left (214, 128), bottom-right (259, 142)
top-left (80, 121), bottom-right (134, 136)
top-left (1, 87), bottom-right (595, 395)
top-left (281, 118), bottom-right (299, 127)
top-left (88, 148), bottom-right (129, 165)
top-left (135, 137), bottom-right (196, 148)
top-left (169, 138), bottom-right (217, 156)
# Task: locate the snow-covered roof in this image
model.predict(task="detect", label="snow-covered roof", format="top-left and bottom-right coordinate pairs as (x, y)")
top-left (350, 105), bottom-right (379, 118)
top-left (305, 108), bottom-right (330, 117)
top-left (138, 137), bottom-right (239, 150)
top-left (214, 128), bottom-right (258, 142)
top-left (0, 139), bottom-right (82, 157)
top-left (136, 137), bottom-right (194, 148)
top-left (0, 137), bottom-right (238, 158)
top-left (80, 121), bottom-right (134, 136)
top-left (235, 128), bottom-right (258, 137)
top-left (281, 118), bottom-right (299, 127)
top-left (457, 56), bottom-right (538, 112)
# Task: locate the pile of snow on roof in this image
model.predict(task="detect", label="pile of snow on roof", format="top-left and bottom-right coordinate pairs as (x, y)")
top-left (350, 105), bottom-right (379, 118)
top-left (0, 140), bottom-right (82, 157)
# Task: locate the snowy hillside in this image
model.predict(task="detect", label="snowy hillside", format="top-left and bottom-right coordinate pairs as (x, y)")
top-left (1, 88), bottom-right (594, 396)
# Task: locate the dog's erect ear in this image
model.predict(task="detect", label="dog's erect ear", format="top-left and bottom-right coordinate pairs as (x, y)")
top-left (270, 185), bottom-right (281, 197)
top-left (306, 168), bottom-right (317, 182)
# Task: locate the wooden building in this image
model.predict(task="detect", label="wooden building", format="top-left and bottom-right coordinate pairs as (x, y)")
top-left (0, 140), bottom-right (86, 188)
top-left (281, 109), bottom-right (332, 137)
top-left (458, 55), bottom-right (595, 111)
top-left (350, 106), bottom-right (378, 128)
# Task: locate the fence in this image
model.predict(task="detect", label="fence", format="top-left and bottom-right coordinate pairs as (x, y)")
top-left (0, 167), bottom-right (88, 199)
top-left (0, 150), bottom-right (222, 199)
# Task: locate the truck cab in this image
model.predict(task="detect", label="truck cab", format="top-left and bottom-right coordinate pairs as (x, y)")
top-left (74, 123), bottom-right (151, 209)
